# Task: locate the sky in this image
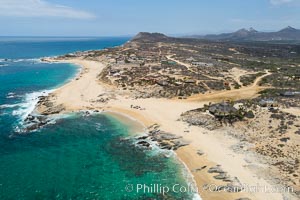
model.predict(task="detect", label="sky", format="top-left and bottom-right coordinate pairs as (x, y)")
top-left (0, 0), bottom-right (299, 36)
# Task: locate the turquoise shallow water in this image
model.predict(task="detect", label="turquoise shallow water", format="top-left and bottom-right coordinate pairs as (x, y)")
top-left (0, 114), bottom-right (194, 199)
top-left (0, 37), bottom-right (198, 199)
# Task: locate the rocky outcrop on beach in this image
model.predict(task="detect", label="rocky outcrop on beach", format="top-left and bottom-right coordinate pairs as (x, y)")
top-left (20, 95), bottom-right (66, 133)
top-left (36, 95), bottom-right (65, 115)
top-left (135, 124), bottom-right (190, 151)
top-left (181, 102), bottom-right (256, 130)
top-left (39, 104), bottom-right (65, 115)
top-left (207, 165), bottom-right (244, 193)
top-left (181, 110), bottom-right (222, 130)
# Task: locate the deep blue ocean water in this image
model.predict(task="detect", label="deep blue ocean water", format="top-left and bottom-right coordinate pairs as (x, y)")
top-left (0, 37), bottom-right (199, 199)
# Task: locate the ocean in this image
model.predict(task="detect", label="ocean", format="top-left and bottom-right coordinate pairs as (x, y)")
top-left (0, 37), bottom-right (199, 199)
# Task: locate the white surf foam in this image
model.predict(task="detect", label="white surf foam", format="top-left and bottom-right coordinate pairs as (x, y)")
top-left (175, 153), bottom-right (203, 200)
top-left (12, 90), bottom-right (53, 121)
top-left (0, 58), bottom-right (42, 64)
top-left (6, 92), bottom-right (22, 99)
top-left (0, 104), bottom-right (22, 109)
top-left (133, 137), bottom-right (203, 199)
top-left (95, 122), bottom-right (103, 131)
top-left (193, 194), bottom-right (202, 200)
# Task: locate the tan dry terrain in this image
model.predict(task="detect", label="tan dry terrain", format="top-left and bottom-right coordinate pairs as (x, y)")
top-left (37, 58), bottom-right (296, 200)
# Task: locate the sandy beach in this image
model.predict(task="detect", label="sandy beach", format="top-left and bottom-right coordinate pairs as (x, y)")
top-left (37, 58), bottom-right (288, 200)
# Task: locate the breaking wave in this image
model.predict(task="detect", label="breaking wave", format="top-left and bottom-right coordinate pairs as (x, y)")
top-left (0, 58), bottom-right (42, 64)
top-left (11, 90), bottom-right (53, 122)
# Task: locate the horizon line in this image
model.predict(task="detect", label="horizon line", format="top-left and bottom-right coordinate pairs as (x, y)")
top-left (0, 35), bottom-right (134, 38)
top-left (0, 25), bottom-right (298, 38)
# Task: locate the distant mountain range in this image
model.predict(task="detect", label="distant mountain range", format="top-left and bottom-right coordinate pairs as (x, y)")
top-left (188, 26), bottom-right (300, 42)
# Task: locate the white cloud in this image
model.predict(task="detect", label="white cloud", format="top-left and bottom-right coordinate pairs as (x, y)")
top-left (270, 0), bottom-right (296, 5)
top-left (0, 0), bottom-right (95, 19)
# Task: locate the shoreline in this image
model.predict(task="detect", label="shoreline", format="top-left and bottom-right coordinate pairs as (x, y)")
top-left (36, 57), bottom-right (206, 199)
top-left (34, 57), bottom-right (287, 200)
top-left (102, 110), bottom-right (147, 135)
top-left (38, 58), bottom-right (204, 199)
top-left (105, 110), bottom-right (203, 200)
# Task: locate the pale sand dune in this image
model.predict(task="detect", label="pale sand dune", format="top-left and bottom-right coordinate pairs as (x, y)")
top-left (39, 58), bottom-right (285, 200)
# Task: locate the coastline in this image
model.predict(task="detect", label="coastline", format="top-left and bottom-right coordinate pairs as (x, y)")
top-left (34, 57), bottom-right (286, 200)
top-left (38, 58), bottom-right (204, 199)
top-left (103, 111), bottom-right (203, 200)
top-left (103, 110), bottom-right (147, 135)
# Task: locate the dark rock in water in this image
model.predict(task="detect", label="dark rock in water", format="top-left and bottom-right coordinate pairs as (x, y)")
top-left (25, 115), bottom-right (35, 122)
top-left (25, 114), bottom-right (48, 123)
top-left (145, 124), bottom-right (189, 151)
top-left (137, 141), bottom-right (151, 147)
top-left (120, 137), bottom-right (130, 142)
top-left (38, 96), bottom-right (46, 100)
top-left (159, 142), bottom-right (173, 150)
top-left (36, 115), bottom-right (47, 122)
top-left (137, 135), bottom-right (149, 140)
top-left (23, 113), bottom-right (51, 132)
top-left (25, 123), bottom-right (42, 132)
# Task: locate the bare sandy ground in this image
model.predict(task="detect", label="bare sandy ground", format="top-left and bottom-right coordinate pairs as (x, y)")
top-left (38, 58), bottom-right (287, 200)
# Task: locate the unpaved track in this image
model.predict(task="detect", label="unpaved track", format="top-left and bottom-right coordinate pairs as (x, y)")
top-left (187, 71), bottom-right (271, 102)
